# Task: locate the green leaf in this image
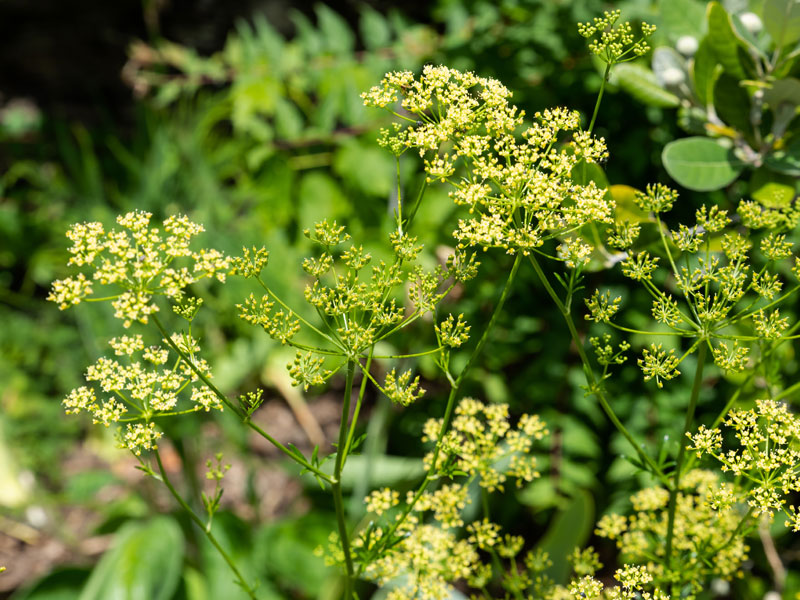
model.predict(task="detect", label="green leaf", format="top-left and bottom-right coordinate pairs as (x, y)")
top-left (691, 36), bottom-right (719, 106)
top-left (333, 138), bottom-right (395, 197)
top-left (707, 1), bottom-right (751, 79)
top-left (764, 77), bottom-right (800, 109)
top-left (316, 4), bottom-right (354, 55)
top-left (749, 165), bottom-right (797, 207)
top-left (360, 7), bottom-right (391, 50)
top-left (612, 62), bottom-right (681, 108)
top-left (12, 567), bottom-right (90, 600)
top-left (765, 138), bottom-right (800, 175)
top-left (79, 517), bottom-right (184, 600)
top-left (253, 514), bottom-right (333, 595)
top-left (763, 0), bottom-right (800, 47)
top-left (571, 158), bottom-right (610, 190)
top-left (662, 137), bottom-right (746, 190)
top-left (535, 490), bottom-right (594, 584)
top-left (273, 97), bottom-right (304, 141)
top-left (307, 454), bottom-right (425, 490)
top-left (713, 74), bottom-right (752, 134)
top-left (660, 0), bottom-right (708, 40)
top-left (610, 184), bottom-right (651, 224)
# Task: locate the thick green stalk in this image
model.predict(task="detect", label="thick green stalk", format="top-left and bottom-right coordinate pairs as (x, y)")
top-left (332, 359), bottom-right (357, 597)
top-left (154, 449), bottom-right (257, 599)
top-left (664, 341), bottom-right (708, 572)
top-left (527, 254), bottom-right (668, 484)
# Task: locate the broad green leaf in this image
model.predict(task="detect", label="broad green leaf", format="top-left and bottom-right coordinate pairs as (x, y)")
top-left (763, 0), bottom-right (800, 47)
top-left (749, 166), bottom-right (797, 207)
top-left (79, 517), bottom-right (184, 600)
top-left (253, 514), bottom-right (333, 595)
top-left (707, 2), bottom-right (751, 79)
top-left (11, 567), bottom-right (90, 600)
top-left (662, 137), bottom-right (746, 190)
top-left (360, 7), bottom-right (391, 50)
top-left (765, 138), bottom-right (800, 175)
top-left (610, 184), bottom-right (651, 224)
top-left (691, 37), bottom-right (719, 106)
top-left (764, 77), bottom-right (800, 109)
top-left (713, 74), bottom-right (752, 134)
top-left (660, 0), bottom-right (708, 40)
top-left (612, 62), bottom-right (680, 108)
top-left (571, 158), bottom-right (610, 190)
top-left (308, 454), bottom-right (425, 490)
top-left (536, 490), bottom-right (594, 584)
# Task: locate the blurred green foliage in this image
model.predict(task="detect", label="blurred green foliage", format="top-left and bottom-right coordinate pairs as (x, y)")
top-left (2, 1), bottom-right (798, 598)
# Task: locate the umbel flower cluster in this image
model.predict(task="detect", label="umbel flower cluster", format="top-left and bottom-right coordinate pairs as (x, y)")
top-left (362, 65), bottom-right (614, 260)
top-left (49, 212), bottom-right (230, 455)
top-left (586, 188), bottom-right (800, 387)
top-left (48, 211), bottom-right (230, 327)
top-left (234, 218), bottom-right (478, 390)
top-left (595, 470), bottom-right (748, 596)
top-left (690, 399), bottom-right (800, 528)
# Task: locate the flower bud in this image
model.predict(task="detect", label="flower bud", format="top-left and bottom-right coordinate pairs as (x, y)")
top-left (739, 12), bottom-right (763, 34)
top-left (676, 35), bottom-right (699, 56)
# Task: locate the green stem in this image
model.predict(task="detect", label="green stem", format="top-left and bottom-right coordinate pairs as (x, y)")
top-left (365, 254), bottom-right (523, 563)
top-left (152, 315), bottom-right (332, 483)
top-left (527, 254), bottom-right (668, 484)
top-left (332, 360), bottom-right (356, 597)
top-left (664, 341), bottom-right (708, 570)
top-left (588, 63), bottom-right (611, 134)
top-left (154, 449), bottom-right (257, 599)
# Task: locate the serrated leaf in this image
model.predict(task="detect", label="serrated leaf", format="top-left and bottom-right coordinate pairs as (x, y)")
top-left (613, 62), bottom-right (681, 108)
top-left (662, 136), bottom-right (746, 190)
top-left (765, 138), bottom-right (800, 175)
top-left (79, 517), bottom-right (184, 600)
top-left (749, 165), bottom-right (797, 207)
top-left (707, 2), bottom-right (751, 79)
top-left (333, 138), bottom-right (395, 197)
top-left (763, 0), bottom-right (800, 47)
top-left (691, 36), bottom-right (719, 106)
top-left (273, 97), bottom-right (304, 141)
top-left (360, 7), bottom-right (391, 50)
top-left (316, 4), bottom-right (354, 55)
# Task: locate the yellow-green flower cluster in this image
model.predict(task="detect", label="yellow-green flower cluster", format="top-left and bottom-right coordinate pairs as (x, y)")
top-left (233, 220), bottom-right (478, 391)
top-left (595, 470), bottom-right (748, 596)
top-left (586, 193), bottom-right (800, 386)
top-left (363, 66), bottom-right (614, 258)
top-left (331, 481), bottom-right (486, 600)
top-left (63, 332), bottom-right (220, 455)
top-left (577, 10), bottom-right (656, 65)
top-left (48, 211), bottom-right (229, 327)
top-left (689, 399), bottom-right (800, 521)
top-left (422, 397), bottom-right (548, 491)
top-left (567, 565), bottom-right (668, 600)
